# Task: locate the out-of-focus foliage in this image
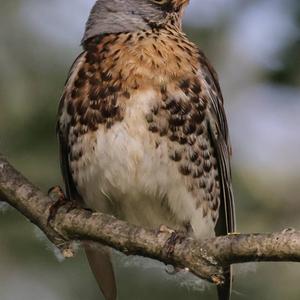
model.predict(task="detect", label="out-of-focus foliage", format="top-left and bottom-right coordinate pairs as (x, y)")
top-left (0, 1), bottom-right (299, 299)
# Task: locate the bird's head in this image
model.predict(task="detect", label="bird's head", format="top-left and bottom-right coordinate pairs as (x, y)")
top-left (82, 0), bottom-right (190, 43)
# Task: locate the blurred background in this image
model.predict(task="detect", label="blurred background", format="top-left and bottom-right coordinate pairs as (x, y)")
top-left (0, 0), bottom-right (299, 299)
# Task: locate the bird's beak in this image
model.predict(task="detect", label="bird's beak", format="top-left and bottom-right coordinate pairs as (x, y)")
top-left (174, 0), bottom-right (190, 8)
top-left (172, 0), bottom-right (190, 15)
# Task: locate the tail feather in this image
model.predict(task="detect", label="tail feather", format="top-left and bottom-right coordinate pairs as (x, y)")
top-left (85, 244), bottom-right (117, 300)
top-left (217, 265), bottom-right (232, 300)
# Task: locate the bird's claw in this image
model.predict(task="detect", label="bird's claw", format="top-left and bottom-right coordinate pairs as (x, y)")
top-left (158, 225), bottom-right (175, 235)
top-left (158, 225), bottom-right (186, 258)
top-left (228, 231), bottom-right (240, 235)
top-left (47, 186), bottom-right (72, 224)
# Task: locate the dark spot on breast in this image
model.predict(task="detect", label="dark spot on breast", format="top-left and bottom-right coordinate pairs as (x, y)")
top-left (151, 105), bottom-right (159, 115)
top-left (159, 126), bottom-right (168, 137)
top-left (170, 150), bottom-right (182, 162)
top-left (187, 136), bottom-right (196, 145)
top-left (198, 179), bottom-right (206, 189)
top-left (149, 124), bottom-right (159, 133)
top-left (178, 136), bottom-right (188, 145)
top-left (189, 151), bottom-right (199, 162)
top-left (89, 88), bottom-right (99, 101)
top-left (179, 79), bottom-right (190, 93)
top-left (108, 85), bottom-right (121, 94)
top-left (123, 91), bottom-right (131, 99)
top-left (70, 116), bottom-right (76, 127)
top-left (101, 105), bottom-right (119, 119)
top-left (196, 126), bottom-right (204, 136)
top-left (195, 157), bottom-right (203, 166)
top-left (78, 68), bottom-right (88, 80)
top-left (160, 85), bottom-right (167, 95)
top-left (193, 167), bottom-right (203, 178)
top-left (106, 120), bottom-right (114, 129)
top-left (179, 102), bottom-right (192, 115)
top-left (145, 113), bottom-right (154, 123)
top-left (195, 100), bottom-right (207, 111)
top-left (101, 71), bottom-right (112, 81)
top-left (200, 143), bottom-right (208, 151)
top-left (169, 115), bottom-right (186, 127)
top-left (111, 49), bottom-right (121, 57)
top-left (86, 53), bottom-right (97, 65)
top-left (71, 89), bottom-right (81, 99)
top-left (203, 161), bottom-right (212, 173)
top-left (180, 79), bottom-right (190, 89)
top-left (165, 99), bottom-right (181, 114)
top-left (77, 101), bottom-right (89, 116)
top-left (74, 78), bottom-right (85, 88)
top-left (124, 34), bottom-right (133, 43)
top-left (191, 96), bottom-right (199, 103)
top-left (183, 123), bottom-right (196, 135)
top-left (98, 88), bottom-right (109, 98)
top-left (169, 133), bottom-right (178, 142)
top-left (175, 55), bottom-right (182, 63)
top-left (191, 82), bottom-right (201, 94)
top-left (203, 150), bottom-right (210, 160)
top-left (191, 112), bottom-right (205, 124)
top-left (81, 109), bottom-right (103, 130)
top-left (179, 164), bottom-right (191, 176)
top-left (157, 49), bottom-right (163, 58)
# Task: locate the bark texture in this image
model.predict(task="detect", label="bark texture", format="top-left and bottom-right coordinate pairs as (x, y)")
top-left (1, 154), bottom-right (299, 285)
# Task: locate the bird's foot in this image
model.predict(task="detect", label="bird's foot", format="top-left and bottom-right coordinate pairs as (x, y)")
top-left (228, 232), bottom-right (240, 235)
top-left (158, 225), bottom-right (175, 235)
top-left (47, 186), bottom-right (74, 224)
top-left (159, 225), bottom-right (187, 258)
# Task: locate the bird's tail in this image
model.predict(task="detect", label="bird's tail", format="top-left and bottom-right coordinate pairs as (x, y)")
top-left (85, 244), bottom-right (117, 300)
top-left (217, 265), bottom-right (232, 300)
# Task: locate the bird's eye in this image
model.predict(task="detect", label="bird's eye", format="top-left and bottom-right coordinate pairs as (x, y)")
top-left (150, 0), bottom-right (171, 5)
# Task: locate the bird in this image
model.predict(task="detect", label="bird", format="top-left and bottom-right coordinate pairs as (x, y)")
top-left (56, 0), bottom-right (236, 299)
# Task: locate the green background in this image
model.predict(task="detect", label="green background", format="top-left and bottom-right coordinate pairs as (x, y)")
top-left (1, 0), bottom-right (300, 299)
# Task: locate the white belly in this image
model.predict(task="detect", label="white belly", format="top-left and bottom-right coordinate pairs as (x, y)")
top-left (71, 90), bottom-right (215, 238)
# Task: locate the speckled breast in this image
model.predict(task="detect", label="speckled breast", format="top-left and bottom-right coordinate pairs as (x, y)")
top-left (58, 30), bottom-right (221, 238)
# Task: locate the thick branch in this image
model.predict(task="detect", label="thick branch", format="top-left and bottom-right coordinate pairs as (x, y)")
top-left (1, 153), bottom-right (300, 285)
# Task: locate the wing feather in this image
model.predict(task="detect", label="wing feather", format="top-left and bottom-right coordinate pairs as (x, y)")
top-left (56, 52), bottom-right (86, 202)
top-left (198, 53), bottom-right (235, 300)
top-left (198, 54), bottom-right (236, 234)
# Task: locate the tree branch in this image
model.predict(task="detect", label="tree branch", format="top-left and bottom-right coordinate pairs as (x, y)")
top-left (1, 153), bottom-right (300, 285)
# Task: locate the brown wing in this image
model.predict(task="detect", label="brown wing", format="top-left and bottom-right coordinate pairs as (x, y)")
top-left (56, 52), bottom-right (86, 203)
top-left (199, 52), bottom-right (236, 235)
top-left (198, 52), bottom-right (235, 300)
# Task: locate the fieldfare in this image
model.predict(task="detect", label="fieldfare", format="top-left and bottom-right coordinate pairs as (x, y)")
top-left (57, 0), bottom-right (236, 299)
